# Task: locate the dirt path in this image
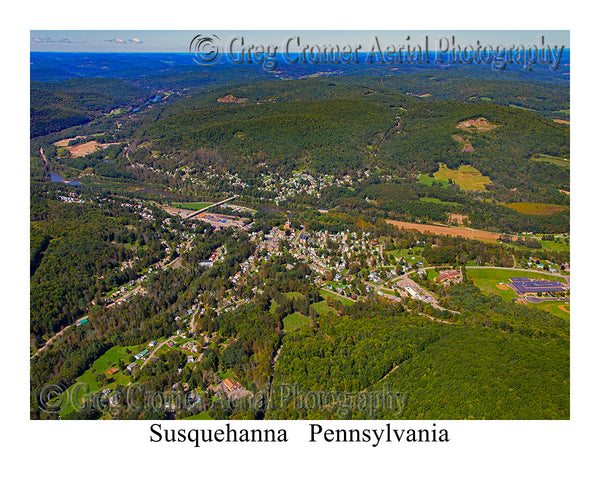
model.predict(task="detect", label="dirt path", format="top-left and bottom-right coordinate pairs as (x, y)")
top-left (40, 147), bottom-right (49, 182)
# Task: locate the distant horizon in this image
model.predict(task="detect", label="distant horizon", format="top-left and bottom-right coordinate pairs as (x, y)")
top-left (31, 30), bottom-right (570, 53)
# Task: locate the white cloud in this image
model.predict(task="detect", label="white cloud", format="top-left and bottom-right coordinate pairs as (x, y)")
top-left (104, 37), bottom-right (143, 45)
top-left (31, 36), bottom-right (83, 44)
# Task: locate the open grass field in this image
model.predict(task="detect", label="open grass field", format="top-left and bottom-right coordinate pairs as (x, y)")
top-left (530, 153), bottom-right (569, 168)
top-left (419, 197), bottom-right (460, 206)
top-left (540, 239), bottom-right (570, 253)
top-left (509, 104), bottom-right (535, 111)
top-left (532, 301), bottom-right (570, 321)
top-left (283, 312), bottom-right (311, 332)
top-left (386, 219), bottom-right (501, 243)
top-left (467, 268), bottom-right (570, 319)
top-left (434, 163), bottom-right (491, 191)
top-left (387, 247), bottom-right (427, 266)
top-left (502, 202), bottom-right (569, 215)
top-left (380, 288), bottom-right (397, 296)
top-left (57, 344), bottom-right (144, 416)
top-left (319, 288), bottom-right (355, 306)
top-left (173, 202), bottom-right (213, 210)
top-left (311, 300), bottom-right (337, 316)
top-left (417, 174), bottom-right (449, 187)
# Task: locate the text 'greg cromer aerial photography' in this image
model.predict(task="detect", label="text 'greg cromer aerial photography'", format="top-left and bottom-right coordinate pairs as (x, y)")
top-left (30, 30), bottom-right (570, 421)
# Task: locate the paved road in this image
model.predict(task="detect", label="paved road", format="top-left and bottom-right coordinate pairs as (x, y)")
top-left (141, 335), bottom-right (179, 368)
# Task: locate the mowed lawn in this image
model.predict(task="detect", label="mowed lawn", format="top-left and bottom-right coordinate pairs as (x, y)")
top-left (532, 301), bottom-right (570, 321)
top-left (467, 267), bottom-right (570, 320)
top-left (434, 163), bottom-right (491, 191)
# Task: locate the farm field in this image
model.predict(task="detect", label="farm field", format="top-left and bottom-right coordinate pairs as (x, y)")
top-left (502, 202), bottom-right (569, 215)
top-left (386, 219), bottom-right (501, 243)
top-left (433, 163), bottom-right (491, 191)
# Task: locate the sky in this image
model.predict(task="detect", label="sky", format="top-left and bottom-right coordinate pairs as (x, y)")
top-left (30, 30), bottom-right (570, 53)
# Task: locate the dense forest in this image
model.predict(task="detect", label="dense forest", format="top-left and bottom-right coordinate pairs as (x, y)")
top-left (31, 78), bottom-right (150, 137)
top-left (268, 282), bottom-right (569, 420)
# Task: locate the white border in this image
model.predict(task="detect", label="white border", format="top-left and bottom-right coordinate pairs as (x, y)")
top-left (5, 0), bottom-right (597, 477)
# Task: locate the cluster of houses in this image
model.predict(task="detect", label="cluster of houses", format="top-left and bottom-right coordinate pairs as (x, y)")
top-left (58, 193), bottom-right (85, 204)
top-left (120, 201), bottom-right (155, 221)
top-left (199, 247), bottom-right (225, 268)
top-left (257, 171), bottom-right (360, 205)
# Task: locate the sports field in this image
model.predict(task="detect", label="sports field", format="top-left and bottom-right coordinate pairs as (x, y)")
top-left (173, 202), bottom-right (213, 210)
top-left (467, 268), bottom-right (569, 320)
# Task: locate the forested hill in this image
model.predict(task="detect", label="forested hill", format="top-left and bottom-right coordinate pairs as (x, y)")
top-left (31, 78), bottom-right (150, 137)
top-left (144, 94), bottom-right (398, 174)
top-left (334, 72), bottom-right (569, 120)
top-left (137, 77), bottom-right (569, 194)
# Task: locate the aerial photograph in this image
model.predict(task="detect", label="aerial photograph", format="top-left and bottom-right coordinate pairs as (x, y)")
top-left (30, 30), bottom-right (570, 421)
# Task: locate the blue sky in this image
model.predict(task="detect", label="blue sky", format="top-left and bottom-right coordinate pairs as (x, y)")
top-left (31, 30), bottom-right (569, 53)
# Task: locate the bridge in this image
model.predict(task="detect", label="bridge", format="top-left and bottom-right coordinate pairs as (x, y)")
top-left (185, 195), bottom-right (238, 219)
